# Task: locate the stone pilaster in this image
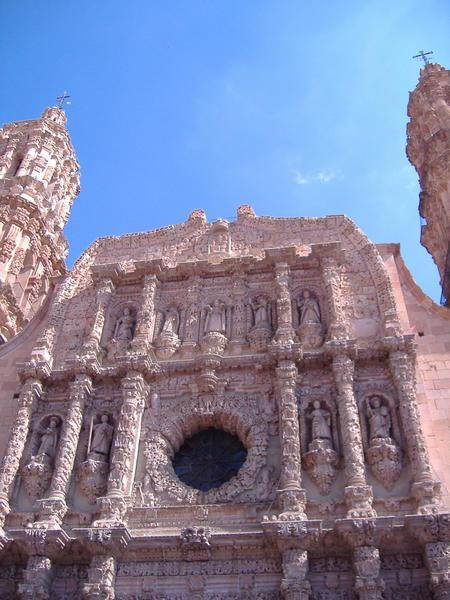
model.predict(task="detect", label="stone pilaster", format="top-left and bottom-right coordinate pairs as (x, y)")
top-left (229, 271), bottom-right (248, 353)
top-left (321, 255), bottom-right (348, 340)
top-left (82, 278), bottom-right (115, 355)
top-left (82, 554), bottom-right (116, 600)
top-left (131, 274), bottom-right (158, 352)
top-left (352, 546), bottom-right (384, 600)
top-left (388, 347), bottom-right (441, 513)
top-left (424, 541), bottom-right (450, 599)
top-left (17, 555), bottom-right (53, 600)
top-left (331, 352), bottom-right (375, 517)
top-left (0, 378), bottom-right (42, 527)
top-left (280, 548), bottom-right (311, 599)
top-left (37, 374), bottom-right (93, 525)
top-left (273, 263), bottom-right (296, 345)
top-left (275, 361), bottom-right (306, 518)
top-left (96, 371), bottom-right (146, 525)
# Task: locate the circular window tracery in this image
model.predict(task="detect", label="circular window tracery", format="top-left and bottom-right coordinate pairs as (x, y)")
top-left (172, 427), bottom-right (248, 492)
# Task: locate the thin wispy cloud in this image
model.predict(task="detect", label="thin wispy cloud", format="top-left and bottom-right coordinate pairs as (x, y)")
top-left (294, 169), bottom-right (342, 185)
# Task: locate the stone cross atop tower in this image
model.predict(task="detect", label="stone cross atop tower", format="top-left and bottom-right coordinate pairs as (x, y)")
top-left (407, 62), bottom-right (450, 303)
top-left (0, 105), bottom-right (80, 340)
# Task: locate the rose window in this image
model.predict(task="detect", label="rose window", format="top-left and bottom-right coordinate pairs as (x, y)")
top-left (172, 427), bottom-right (248, 492)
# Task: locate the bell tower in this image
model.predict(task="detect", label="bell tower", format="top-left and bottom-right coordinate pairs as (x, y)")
top-left (0, 105), bottom-right (80, 340)
top-left (407, 61), bottom-right (450, 303)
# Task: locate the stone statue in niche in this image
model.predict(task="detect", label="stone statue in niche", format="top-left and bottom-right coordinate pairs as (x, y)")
top-left (248, 295), bottom-right (272, 352)
top-left (36, 417), bottom-right (60, 458)
top-left (204, 300), bottom-right (227, 334)
top-left (366, 396), bottom-right (392, 441)
top-left (106, 306), bottom-right (136, 358)
top-left (89, 414), bottom-right (114, 459)
top-left (302, 401), bottom-right (338, 495)
top-left (21, 416), bottom-right (61, 501)
top-left (155, 307), bottom-right (181, 359)
top-left (296, 290), bottom-right (324, 349)
top-left (201, 300), bottom-right (228, 355)
top-left (307, 400), bottom-right (333, 447)
top-left (77, 414), bottom-right (114, 503)
top-left (364, 395), bottom-right (402, 490)
top-left (114, 307), bottom-right (135, 342)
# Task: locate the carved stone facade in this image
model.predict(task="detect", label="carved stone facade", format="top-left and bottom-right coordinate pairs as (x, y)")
top-left (0, 68), bottom-right (448, 598)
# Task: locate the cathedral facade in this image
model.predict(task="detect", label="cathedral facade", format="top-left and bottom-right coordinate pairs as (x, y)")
top-left (0, 64), bottom-right (447, 599)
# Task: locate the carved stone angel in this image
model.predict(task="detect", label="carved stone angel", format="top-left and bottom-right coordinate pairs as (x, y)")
top-left (248, 295), bottom-right (272, 352)
top-left (114, 307), bottom-right (135, 342)
top-left (161, 307), bottom-right (180, 335)
top-left (307, 400), bottom-right (332, 448)
top-left (36, 417), bottom-right (60, 459)
top-left (366, 396), bottom-right (392, 441)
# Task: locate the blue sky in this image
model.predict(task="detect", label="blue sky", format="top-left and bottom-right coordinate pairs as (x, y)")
top-left (1, 1), bottom-right (449, 301)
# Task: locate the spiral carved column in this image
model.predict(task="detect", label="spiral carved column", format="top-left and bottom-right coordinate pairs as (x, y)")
top-left (0, 378), bottom-right (42, 527)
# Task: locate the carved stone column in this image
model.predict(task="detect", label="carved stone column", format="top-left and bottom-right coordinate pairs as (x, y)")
top-left (37, 374), bottom-right (93, 525)
top-left (273, 263), bottom-right (296, 345)
top-left (229, 271), bottom-right (248, 353)
top-left (0, 378), bottom-right (42, 527)
top-left (131, 274), bottom-right (158, 352)
top-left (276, 361), bottom-right (306, 518)
top-left (82, 278), bottom-right (115, 354)
top-left (352, 546), bottom-right (384, 600)
top-left (321, 255), bottom-right (348, 340)
top-left (17, 555), bottom-right (53, 600)
top-left (389, 347), bottom-right (441, 513)
top-left (96, 371), bottom-right (146, 526)
top-left (331, 353), bottom-right (375, 517)
top-left (82, 555), bottom-right (116, 600)
top-left (424, 542), bottom-right (450, 599)
top-left (280, 548), bottom-right (311, 599)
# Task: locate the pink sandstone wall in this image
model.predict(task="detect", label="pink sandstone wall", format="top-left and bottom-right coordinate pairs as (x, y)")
top-left (0, 291), bottom-right (53, 458)
top-left (380, 243), bottom-right (450, 508)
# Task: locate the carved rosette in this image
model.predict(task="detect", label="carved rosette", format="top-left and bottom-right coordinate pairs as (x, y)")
top-left (77, 458), bottom-right (109, 504)
top-left (200, 331), bottom-right (228, 355)
top-left (0, 378), bottom-right (42, 523)
top-left (366, 439), bottom-right (402, 490)
top-left (303, 439), bottom-right (339, 495)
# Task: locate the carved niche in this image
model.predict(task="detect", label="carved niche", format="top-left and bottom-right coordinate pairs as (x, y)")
top-left (77, 413), bottom-right (115, 503)
top-left (104, 303), bottom-right (137, 359)
top-left (200, 299), bottom-right (230, 355)
top-left (359, 392), bottom-right (403, 490)
top-left (299, 396), bottom-right (340, 495)
top-left (247, 294), bottom-right (274, 352)
top-left (21, 415), bottom-right (61, 501)
top-left (154, 305), bottom-right (181, 359)
top-left (295, 288), bottom-right (325, 350)
top-left (139, 392), bottom-right (273, 506)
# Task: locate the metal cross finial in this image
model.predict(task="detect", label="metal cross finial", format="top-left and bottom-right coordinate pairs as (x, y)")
top-left (413, 50), bottom-right (434, 65)
top-left (56, 91), bottom-right (71, 109)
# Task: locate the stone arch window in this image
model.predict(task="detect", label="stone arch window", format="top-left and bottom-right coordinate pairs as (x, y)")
top-left (172, 427), bottom-right (247, 492)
